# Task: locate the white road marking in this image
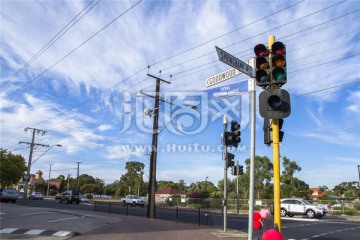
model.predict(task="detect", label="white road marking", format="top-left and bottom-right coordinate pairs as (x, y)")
top-left (48, 216), bottom-right (79, 222)
top-left (0, 228), bottom-right (18, 233)
top-left (24, 229), bottom-right (46, 235)
top-left (52, 231), bottom-right (72, 236)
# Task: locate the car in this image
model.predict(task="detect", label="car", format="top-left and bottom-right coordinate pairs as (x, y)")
top-left (59, 190), bottom-right (81, 204)
top-left (280, 198), bottom-right (325, 219)
top-left (80, 197), bottom-right (89, 203)
top-left (0, 188), bottom-right (19, 203)
top-left (29, 192), bottom-right (43, 200)
top-left (55, 194), bottom-right (61, 200)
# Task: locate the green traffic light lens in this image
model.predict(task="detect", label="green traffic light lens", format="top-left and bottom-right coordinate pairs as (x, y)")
top-left (268, 95), bottom-right (282, 110)
top-left (272, 67), bottom-right (286, 83)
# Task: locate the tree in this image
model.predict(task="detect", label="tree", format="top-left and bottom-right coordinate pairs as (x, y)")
top-left (333, 181), bottom-right (360, 198)
top-left (280, 156), bottom-right (311, 198)
top-left (118, 161), bottom-right (145, 196)
top-left (0, 149), bottom-right (27, 187)
top-left (244, 156), bottom-right (273, 198)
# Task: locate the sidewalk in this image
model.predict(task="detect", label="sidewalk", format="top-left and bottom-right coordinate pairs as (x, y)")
top-left (72, 214), bottom-right (248, 240)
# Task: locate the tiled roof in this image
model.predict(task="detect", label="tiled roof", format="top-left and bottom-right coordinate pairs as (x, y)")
top-left (155, 187), bottom-right (185, 195)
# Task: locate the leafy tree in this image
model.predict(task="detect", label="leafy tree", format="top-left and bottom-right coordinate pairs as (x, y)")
top-left (0, 149), bottom-right (27, 187)
top-left (243, 156), bottom-right (273, 198)
top-left (80, 183), bottom-right (102, 194)
top-left (157, 180), bottom-right (177, 190)
top-left (333, 181), bottom-right (360, 198)
top-left (118, 161), bottom-right (145, 196)
top-left (280, 157), bottom-right (311, 198)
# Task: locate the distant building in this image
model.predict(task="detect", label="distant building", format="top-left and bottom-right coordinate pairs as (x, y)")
top-left (155, 187), bottom-right (186, 202)
top-left (17, 170), bottom-right (60, 194)
top-left (310, 187), bottom-right (328, 200)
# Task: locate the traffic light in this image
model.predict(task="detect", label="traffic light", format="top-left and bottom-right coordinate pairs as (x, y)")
top-left (271, 42), bottom-right (287, 87)
top-left (224, 120), bottom-right (241, 148)
top-left (238, 165), bottom-right (244, 175)
top-left (259, 89), bottom-right (291, 119)
top-left (264, 119), bottom-right (284, 146)
top-left (254, 44), bottom-right (270, 88)
top-left (231, 166), bottom-right (237, 176)
top-left (226, 152), bottom-right (235, 168)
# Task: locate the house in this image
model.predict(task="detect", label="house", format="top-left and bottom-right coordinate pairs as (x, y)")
top-left (309, 188), bottom-right (327, 200)
top-left (155, 187), bottom-right (186, 202)
top-left (17, 170), bottom-right (60, 194)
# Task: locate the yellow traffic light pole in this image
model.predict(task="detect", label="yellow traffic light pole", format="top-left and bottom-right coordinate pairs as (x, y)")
top-left (268, 35), bottom-right (282, 231)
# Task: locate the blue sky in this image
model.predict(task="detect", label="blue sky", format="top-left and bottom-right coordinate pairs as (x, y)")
top-left (1, 0), bottom-right (359, 190)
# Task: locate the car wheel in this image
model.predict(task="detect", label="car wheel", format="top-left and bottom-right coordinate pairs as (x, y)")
top-left (122, 201), bottom-right (126, 206)
top-left (76, 201), bottom-right (80, 204)
top-left (12, 200), bottom-right (16, 204)
top-left (280, 209), bottom-right (287, 217)
top-left (288, 214), bottom-right (294, 217)
top-left (306, 210), bottom-right (315, 218)
top-left (132, 202), bottom-right (136, 207)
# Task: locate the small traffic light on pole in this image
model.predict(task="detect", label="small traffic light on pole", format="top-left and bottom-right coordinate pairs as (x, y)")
top-left (254, 44), bottom-right (270, 88)
top-left (231, 166), bottom-right (237, 175)
top-left (226, 152), bottom-right (235, 168)
top-left (224, 120), bottom-right (241, 148)
top-left (264, 119), bottom-right (284, 146)
top-left (239, 165), bottom-right (244, 175)
top-left (271, 42), bottom-right (287, 87)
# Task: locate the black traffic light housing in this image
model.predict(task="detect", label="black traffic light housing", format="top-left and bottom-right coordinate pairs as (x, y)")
top-left (238, 165), bottom-right (244, 175)
top-left (259, 89), bottom-right (291, 119)
top-left (231, 166), bottom-right (237, 175)
top-left (264, 118), bottom-right (284, 146)
top-left (254, 44), bottom-right (270, 88)
top-left (226, 152), bottom-right (235, 168)
top-left (271, 42), bottom-right (287, 87)
top-left (224, 120), bottom-right (241, 148)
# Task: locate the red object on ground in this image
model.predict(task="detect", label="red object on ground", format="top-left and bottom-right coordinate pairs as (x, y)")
top-left (262, 229), bottom-right (284, 240)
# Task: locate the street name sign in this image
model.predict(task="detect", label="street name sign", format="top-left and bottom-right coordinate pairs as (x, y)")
top-left (215, 46), bottom-right (255, 78)
top-left (206, 68), bottom-right (242, 88)
top-left (206, 81), bottom-right (248, 99)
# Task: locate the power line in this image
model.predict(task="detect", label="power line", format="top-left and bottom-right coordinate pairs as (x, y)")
top-left (1, 0), bottom-right (101, 89)
top-left (5, 0), bottom-right (143, 97)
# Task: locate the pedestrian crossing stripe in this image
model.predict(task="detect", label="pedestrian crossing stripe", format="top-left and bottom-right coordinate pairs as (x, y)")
top-left (0, 228), bottom-right (76, 237)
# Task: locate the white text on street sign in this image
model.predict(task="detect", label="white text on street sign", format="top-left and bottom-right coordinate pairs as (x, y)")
top-left (206, 81), bottom-right (248, 99)
top-left (206, 68), bottom-right (242, 88)
top-left (215, 46), bottom-right (255, 78)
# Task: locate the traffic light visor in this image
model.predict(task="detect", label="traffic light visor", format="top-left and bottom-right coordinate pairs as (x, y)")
top-left (254, 44), bottom-right (268, 57)
top-left (271, 42), bottom-right (285, 55)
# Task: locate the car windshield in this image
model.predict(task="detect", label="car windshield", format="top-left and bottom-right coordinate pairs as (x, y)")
top-left (302, 200), bottom-right (312, 205)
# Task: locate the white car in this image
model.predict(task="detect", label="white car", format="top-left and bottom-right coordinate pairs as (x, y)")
top-left (80, 197), bottom-right (89, 203)
top-left (29, 192), bottom-right (43, 200)
top-left (281, 198), bottom-right (325, 218)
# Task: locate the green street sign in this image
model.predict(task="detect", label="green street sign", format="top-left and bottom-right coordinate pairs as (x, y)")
top-left (23, 173), bottom-right (30, 183)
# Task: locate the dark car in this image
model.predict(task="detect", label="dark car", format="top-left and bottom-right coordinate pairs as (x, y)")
top-left (0, 188), bottom-right (19, 203)
top-left (59, 190), bottom-right (81, 204)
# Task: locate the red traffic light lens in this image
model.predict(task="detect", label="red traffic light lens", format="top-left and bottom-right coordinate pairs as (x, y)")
top-left (271, 42), bottom-right (285, 55)
top-left (254, 44), bottom-right (268, 57)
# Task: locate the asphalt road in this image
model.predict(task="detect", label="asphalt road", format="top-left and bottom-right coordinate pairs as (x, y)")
top-left (1, 199), bottom-right (359, 240)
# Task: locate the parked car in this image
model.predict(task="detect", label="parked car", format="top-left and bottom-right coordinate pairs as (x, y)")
top-left (29, 192), bottom-right (43, 200)
top-left (280, 198), bottom-right (325, 218)
top-left (80, 197), bottom-right (89, 203)
top-left (0, 188), bottom-right (19, 203)
top-left (59, 190), bottom-right (81, 204)
top-left (55, 194), bottom-right (61, 200)
top-left (120, 195), bottom-right (145, 207)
